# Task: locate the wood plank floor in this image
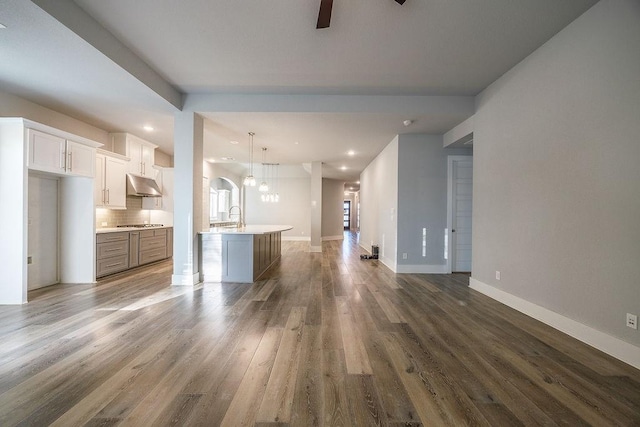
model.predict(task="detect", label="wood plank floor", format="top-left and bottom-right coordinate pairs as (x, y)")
top-left (1, 232), bottom-right (639, 426)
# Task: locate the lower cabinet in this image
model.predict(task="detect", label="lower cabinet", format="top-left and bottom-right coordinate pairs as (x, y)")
top-left (96, 232), bottom-right (130, 277)
top-left (96, 227), bottom-right (172, 278)
top-left (139, 229), bottom-right (167, 264)
top-left (129, 231), bottom-right (140, 268)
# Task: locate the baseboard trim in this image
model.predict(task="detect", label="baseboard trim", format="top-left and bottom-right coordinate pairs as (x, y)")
top-left (322, 235), bottom-right (344, 241)
top-left (309, 245), bottom-right (322, 253)
top-left (469, 277), bottom-right (640, 370)
top-left (396, 264), bottom-right (448, 274)
top-left (171, 272), bottom-right (200, 286)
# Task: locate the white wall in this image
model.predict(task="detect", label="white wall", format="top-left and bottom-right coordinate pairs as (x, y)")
top-left (0, 90), bottom-right (109, 145)
top-left (244, 176), bottom-right (311, 240)
top-left (472, 0), bottom-right (640, 353)
top-left (322, 178), bottom-right (345, 239)
top-left (396, 134), bottom-right (472, 272)
top-left (360, 137), bottom-right (398, 270)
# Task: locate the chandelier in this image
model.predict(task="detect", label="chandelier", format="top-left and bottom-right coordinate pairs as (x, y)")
top-left (243, 132), bottom-right (256, 186)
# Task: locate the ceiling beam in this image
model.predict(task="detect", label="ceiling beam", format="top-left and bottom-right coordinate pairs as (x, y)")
top-left (30, 0), bottom-right (183, 111)
top-left (183, 94), bottom-right (475, 116)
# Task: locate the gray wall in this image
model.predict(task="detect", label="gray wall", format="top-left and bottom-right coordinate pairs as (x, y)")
top-left (360, 137), bottom-right (398, 270)
top-left (397, 134), bottom-right (472, 269)
top-left (472, 0), bottom-right (640, 346)
top-left (322, 178), bottom-right (346, 239)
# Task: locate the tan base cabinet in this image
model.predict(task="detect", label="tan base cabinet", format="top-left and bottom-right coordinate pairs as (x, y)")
top-left (96, 227), bottom-right (172, 278)
top-left (96, 232), bottom-right (130, 277)
top-left (139, 229), bottom-right (167, 264)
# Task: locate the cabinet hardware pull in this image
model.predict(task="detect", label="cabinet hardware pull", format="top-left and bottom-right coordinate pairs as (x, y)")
top-left (105, 248), bottom-right (121, 252)
top-left (102, 189), bottom-right (105, 204)
top-left (106, 189), bottom-right (110, 204)
top-left (105, 263), bottom-right (122, 268)
top-left (68, 152), bottom-right (73, 171)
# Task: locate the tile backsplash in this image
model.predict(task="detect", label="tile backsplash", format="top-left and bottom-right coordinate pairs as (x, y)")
top-left (96, 196), bottom-right (151, 228)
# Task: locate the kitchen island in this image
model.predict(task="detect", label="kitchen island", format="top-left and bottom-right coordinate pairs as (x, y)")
top-left (199, 225), bottom-right (292, 283)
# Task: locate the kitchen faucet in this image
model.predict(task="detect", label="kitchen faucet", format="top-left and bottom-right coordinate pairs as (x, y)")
top-left (228, 205), bottom-right (244, 227)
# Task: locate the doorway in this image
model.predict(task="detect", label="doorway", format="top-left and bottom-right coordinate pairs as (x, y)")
top-left (447, 156), bottom-right (473, 273)
top-left (28, 174), bottom-right (59, 290)
top-left (343, 200), bottom-right (351, 230)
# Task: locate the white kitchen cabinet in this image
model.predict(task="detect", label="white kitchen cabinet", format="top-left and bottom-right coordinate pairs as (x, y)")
top-left (109, 132), bottom-right (157, 178)
top-left (28, 129), bottom-right (95, 177)
top-left (95, 151), bottom-right (127, 209)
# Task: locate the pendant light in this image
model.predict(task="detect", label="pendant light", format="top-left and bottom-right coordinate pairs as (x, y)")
top-left (259, 148), bottom-right (269, 192)
top-left (243, 132), bottom-right (256, 186)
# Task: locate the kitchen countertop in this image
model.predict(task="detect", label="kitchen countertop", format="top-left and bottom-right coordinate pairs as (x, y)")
top-left (96, 225), bottom-right (173, 234)
top-left (200, 225), bottom-right (293, 235)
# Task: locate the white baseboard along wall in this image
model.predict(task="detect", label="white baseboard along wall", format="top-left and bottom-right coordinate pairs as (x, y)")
top-left (469, 277), bottom-right (640, 370)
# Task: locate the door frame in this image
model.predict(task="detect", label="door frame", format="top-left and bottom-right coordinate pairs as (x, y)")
top-left (446, 155), bottom-right (473, 274)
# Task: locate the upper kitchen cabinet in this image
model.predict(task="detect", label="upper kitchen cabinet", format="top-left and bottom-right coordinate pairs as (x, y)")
top-left (95, 150), bottom-right (127, 209)
top-left (28, 128), bottom-right (97, 177)
top-left (109, 133), bottom-right (157, 178)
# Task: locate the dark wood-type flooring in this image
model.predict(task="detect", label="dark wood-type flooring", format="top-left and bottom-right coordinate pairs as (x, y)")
top-left (1, 233), bottom-right (639, 426)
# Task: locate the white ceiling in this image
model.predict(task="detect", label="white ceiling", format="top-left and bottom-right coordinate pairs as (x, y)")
top-left (0, 0), bottom-right (598, 182)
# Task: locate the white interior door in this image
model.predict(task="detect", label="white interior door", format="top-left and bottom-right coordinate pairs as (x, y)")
top-left (451, 159), bottom-right (473, 272)
top-left (28, 174), bottom-right (59, 290)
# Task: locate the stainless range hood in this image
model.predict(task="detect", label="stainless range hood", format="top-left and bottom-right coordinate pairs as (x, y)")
top-left (126, 174), bottom-right (162, 197)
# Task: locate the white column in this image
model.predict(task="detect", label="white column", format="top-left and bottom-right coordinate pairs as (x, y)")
top-left (310, 161), bottom-right (322, 252)
top-left (172, 112), bottom-right (204, 286)
top-left (0, 120), bottom-right (28, 303)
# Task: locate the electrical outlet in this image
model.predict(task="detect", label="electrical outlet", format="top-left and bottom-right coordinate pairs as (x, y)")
top-left (27, 256), bottom-right (33, 264)
top-left (402, 253), bottom-right (408, 259)
top-left (101, 222), bottom-right (108, 227)
top-left (627, 313), bottom-right (638, 330)
top-left (496, 271), bottom-right (501, 280)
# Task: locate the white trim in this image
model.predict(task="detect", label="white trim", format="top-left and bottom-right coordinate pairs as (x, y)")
top-left (309, 245), bottom-right (322, 253)
top-left (322, 235), bottom-right (344, 241)
top-left (469, 277), bottom-right (640, 370)
top-left (396, 264), bottom-right (448, 274)
top-left (282, 236), bottom-right (311, 241)
top-left (447, 155), bottom-right (473, 274)
top-left (379, 256), bottom-right (396, 273)
top-left (171, 272), bottom-right (200, 286)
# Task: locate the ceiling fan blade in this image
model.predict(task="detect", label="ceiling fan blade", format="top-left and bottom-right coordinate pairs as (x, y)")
top-left (316, 0), bottom-right (333, 29)
top-left (395, 0), bottom-right (407, 4)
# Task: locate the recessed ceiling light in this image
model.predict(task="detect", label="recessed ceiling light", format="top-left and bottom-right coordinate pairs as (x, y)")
top-left (143, 125), bottom-right (154, 132)
top-left (340, 166), bottom-right (347, 170)
top-left (356, 181), bottom-right (360, 184)
top-left (403, 119), bottom-right (413, 127)
top-left (294, 141), bottom-right (299, 145)
top-left (347, 150), bottom-right (355, 156)
top-left (221, 156), bottom-right (235, 161)
top-left (229, 140), bottom-right (239, 145)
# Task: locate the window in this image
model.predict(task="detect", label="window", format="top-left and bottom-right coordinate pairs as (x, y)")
top-left (343, 201), bottom-right (351, 230)
top-left (210, 189), bottom-right (218, 221)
